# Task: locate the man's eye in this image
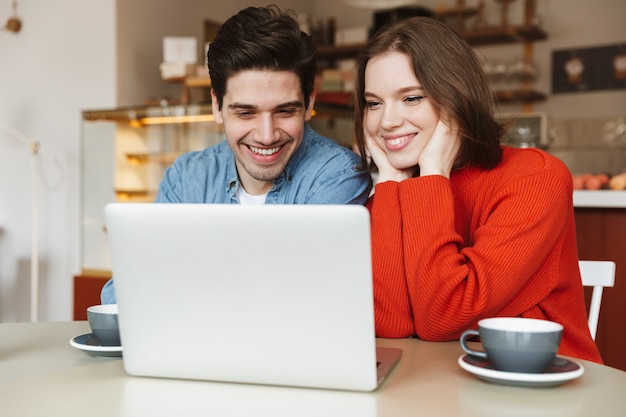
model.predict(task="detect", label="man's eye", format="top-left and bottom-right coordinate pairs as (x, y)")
top-left (236, 111), bottom-right (254, 118)
top-left (366, 101), bottom-right (381, 110)
top-left (277, 108), bottom-right (297, 116)
top-left (404, 96), bottom-right (427, 105)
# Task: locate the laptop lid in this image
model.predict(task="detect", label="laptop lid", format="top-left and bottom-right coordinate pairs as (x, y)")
top-left (105, 203), bottom-right (400, 392)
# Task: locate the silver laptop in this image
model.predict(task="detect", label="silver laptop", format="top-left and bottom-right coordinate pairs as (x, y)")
top-left (104, 203), bottom-right (401, 392)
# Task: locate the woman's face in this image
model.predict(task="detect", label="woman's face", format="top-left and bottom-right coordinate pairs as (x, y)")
top-left (363, 51), bottom-right (440, 170)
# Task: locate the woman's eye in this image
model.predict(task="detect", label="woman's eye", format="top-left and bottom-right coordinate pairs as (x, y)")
top-left (404, 96), bottom-right (427, 105)
top-left (366, 101), bottom-right (381, 110)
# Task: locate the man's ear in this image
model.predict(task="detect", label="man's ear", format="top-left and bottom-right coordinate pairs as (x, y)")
top-left (211, 89), bottom-right (223, 124)
top-left (304, 90), bottom-right (316, 122)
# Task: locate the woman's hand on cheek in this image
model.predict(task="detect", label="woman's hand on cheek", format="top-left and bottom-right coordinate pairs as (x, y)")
top-left (418, 119), bottom-right (461, 178)
top-left (365, 131), bottom-right (414, 183)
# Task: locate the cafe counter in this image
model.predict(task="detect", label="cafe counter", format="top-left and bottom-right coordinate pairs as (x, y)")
top-left (573, 190), bottom-right (626, 371)
top-left (573, 190), bottom-right (626, 208)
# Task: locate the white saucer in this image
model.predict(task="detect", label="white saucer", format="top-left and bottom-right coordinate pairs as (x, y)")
top-left (69, 333), bottom-right (123, 357)
top-left (458, 354), bottom-right (584, 387)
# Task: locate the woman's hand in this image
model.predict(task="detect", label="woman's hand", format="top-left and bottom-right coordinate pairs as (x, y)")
top-left (418, 119), bottom-right (461, 179)
top-left (365, 130), bottom-right (416, 183)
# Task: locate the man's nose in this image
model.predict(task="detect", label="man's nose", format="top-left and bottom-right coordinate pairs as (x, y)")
top-left (255, 114), bottom-right (279, 144)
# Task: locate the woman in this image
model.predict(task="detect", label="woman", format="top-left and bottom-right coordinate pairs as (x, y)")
top-left (353, 16), bottom-right (602, 363)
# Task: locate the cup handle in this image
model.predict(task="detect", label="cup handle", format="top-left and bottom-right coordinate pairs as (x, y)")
top-left (460, 329), bottom-right (487, 358)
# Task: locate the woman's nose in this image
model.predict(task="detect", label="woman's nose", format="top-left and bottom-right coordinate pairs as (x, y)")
top-left (380, 104), bottom-right (402, 130)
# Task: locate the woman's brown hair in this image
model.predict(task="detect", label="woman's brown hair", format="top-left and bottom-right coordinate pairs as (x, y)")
top-left (353, 17), bottom-right (505, 172)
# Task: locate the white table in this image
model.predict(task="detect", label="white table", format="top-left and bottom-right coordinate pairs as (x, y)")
top-left (1, 321), bottom-right (626, 417)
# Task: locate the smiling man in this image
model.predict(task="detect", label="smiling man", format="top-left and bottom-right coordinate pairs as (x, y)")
top-left (211, 69), bottom-right (316, 198)
top-left (100, 5), bottom-right (371, 304)
top-left (154, 5), bottom-right (371, 205)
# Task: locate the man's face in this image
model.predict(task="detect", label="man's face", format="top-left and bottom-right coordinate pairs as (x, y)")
top-left (212, 70), bottom-right (314, 195)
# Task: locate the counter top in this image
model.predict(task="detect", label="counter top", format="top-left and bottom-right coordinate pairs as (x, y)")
top-left (573, 190), bottom-right (626, 208)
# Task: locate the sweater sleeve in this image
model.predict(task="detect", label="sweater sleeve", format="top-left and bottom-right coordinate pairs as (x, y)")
top-left (371, 159), bottom-right (575, 340)
top-left (366, 182), bottom-right (414, 337)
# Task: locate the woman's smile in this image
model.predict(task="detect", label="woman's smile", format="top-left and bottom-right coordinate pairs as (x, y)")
top-left (383, 132), bottom-right (416, 150)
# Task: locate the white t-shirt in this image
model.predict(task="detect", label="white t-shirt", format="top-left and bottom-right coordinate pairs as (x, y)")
top-left (236, 183), bottom-right (267, 205)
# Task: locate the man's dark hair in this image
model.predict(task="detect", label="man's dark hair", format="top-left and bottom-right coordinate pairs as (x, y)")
top-left (208, 5), bottom-right (317, 110)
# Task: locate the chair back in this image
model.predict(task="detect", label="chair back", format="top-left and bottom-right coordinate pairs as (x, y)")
top-left (578, 260), bottom-right (616, 340)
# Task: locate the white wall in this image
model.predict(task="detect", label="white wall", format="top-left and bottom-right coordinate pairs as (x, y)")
top-left (116, 0), bottom-right (311, 106)
top-left (0, 0), bottom-right (308, 322)
top-left (0, 0), bottom-right (116, 321)
top-left (0, 0), bottom-right (624, 322)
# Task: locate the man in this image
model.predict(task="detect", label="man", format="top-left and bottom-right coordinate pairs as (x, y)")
top-left (101, 5), bottom-right (371, 303)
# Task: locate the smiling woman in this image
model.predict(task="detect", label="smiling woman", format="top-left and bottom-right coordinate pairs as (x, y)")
top-left (352, 16), bottom-right (603, 365)
top-left (363, 52), bottom-right (439, 178)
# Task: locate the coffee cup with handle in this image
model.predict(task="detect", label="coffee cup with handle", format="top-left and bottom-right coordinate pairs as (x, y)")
top-left (87, 304), bottom-right (121, 347)
top-left (460, 317), bottom-right (563, 373)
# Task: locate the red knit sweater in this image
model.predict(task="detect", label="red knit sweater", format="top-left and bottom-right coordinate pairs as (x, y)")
top-left (367, 146), bottom-right (603, 363)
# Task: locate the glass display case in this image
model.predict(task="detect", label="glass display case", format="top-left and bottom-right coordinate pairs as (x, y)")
top-left (76, 102), bottom-right (352, 316)
top-left (79, 102), bottom-right (354, 275)
top-left (80, 103), bottom-right (223, 273)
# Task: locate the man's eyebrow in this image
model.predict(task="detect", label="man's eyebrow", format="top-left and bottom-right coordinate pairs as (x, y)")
top-left (276, 101), bottom-right (304, 109)
top-left (227, 101), bottom-right (304, 111)
top-left (227, 103), bottom-right (255, 111)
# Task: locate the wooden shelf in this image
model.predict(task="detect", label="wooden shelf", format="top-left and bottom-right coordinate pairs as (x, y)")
top-left (316, 43), bottom-right (365, 60)
top-left (115, 190), bottom-right (154, 196)
top-left (495, 89), bottom-right (546, 103)
top-left (164, 76), bottom-right (211, 87)
top-left (313, 103), bottom-right (354, 120)
top-left (114, 189), bottom-right (156, 201)
top-left (435, 6), bottom-right (479, 18)
top-left (126, 152), bottom-right (181, 165)
top-left (184, 76), bottom-right (211, 88)
top-left (314, 92), bottom-right (355, 120)
top-left (316, 24), bottom-right (546, 59)
top-left (83, 104), bottom-right (213, 124)
top-left (315, 1), bottom-right (547, 107)
top-left (315, 91), bottom-right (353, 107)
top-left (164, 76), bottom-right (212, 104)
top-left (461, 25), bottom-right (547, 46)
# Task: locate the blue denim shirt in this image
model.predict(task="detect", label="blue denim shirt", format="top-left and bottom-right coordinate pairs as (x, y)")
top-left (155, 124), bottom-right (371, 204)
top-left (100, 123), bottom-right (372, 303)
